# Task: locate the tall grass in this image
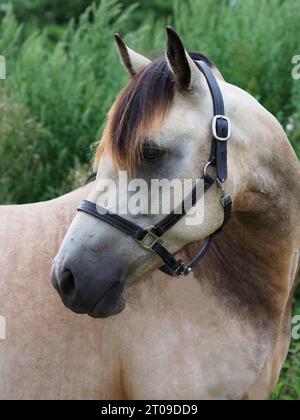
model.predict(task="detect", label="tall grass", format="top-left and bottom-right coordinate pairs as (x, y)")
top-left (0, 1), bottom-right (132, 202)
top-left (271, 292), bottom-right (300, 400)
top-left (0, 0), bottom-right (299, 203)
top-left (140, 0), bottom-right (300, 120)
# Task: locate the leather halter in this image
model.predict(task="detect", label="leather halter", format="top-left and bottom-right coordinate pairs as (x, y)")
top-left (78, 60), bottom-right (232, 277)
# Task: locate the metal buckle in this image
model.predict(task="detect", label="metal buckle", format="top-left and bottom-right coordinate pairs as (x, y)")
top-left (173, 260), bottom-right (192, 277)
top-left (221, 194), bottom-right (232, 208)
top-left (138, 226), bottom-right (161, 250)
top-left (212, 115), bottom-right (231, 142)
top-left (216, 179), bottom-right (232, 208)
top-left (172, 261), bottom-right (190, 278)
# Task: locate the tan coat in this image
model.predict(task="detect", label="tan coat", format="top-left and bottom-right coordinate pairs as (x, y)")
top-left (0, 176), bottom-right (299, 399)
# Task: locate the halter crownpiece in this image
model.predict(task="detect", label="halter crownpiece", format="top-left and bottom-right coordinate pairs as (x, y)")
top-left (78, 60), bottom-right (232, 277)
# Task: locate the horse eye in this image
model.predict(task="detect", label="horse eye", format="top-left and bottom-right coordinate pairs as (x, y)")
top-left (142, 143), bottom-right (166, 161)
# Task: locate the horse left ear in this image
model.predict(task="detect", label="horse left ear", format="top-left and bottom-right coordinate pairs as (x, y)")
top-left (114, 34), bottom-right (151, 77)
top-left (165, 26), bottom-right (201, 91)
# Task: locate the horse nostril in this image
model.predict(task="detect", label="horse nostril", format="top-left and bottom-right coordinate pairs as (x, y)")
top-left (60, 269), bottom-right (75, 295)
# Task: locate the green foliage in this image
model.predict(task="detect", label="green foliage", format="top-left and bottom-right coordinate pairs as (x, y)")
top-left (0, 1), bottom-right (173, 40)
top-left (271, 285), bottom-right (300, 400)
top-left (1, 0), bottom-right (299, 202)
top-left (0, 1), bottom-right (132, 201)
top-left (143, 0), bottom-right (300, 121)
top-left (291, 77), bottom-right (300, 158)
top-left (121, 0), bottom-right (172, 25)
top-left (0, 1), bottom-right (97, 27)
top-left (0, 88), bottom-right (51, 203)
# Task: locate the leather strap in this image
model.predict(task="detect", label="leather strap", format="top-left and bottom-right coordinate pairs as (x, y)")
top-left (77, 59), bottom-right (232, 277)
top-left (157, 189), bottom-right (232, 277)
top-left (137, 174), bottom-right (215, 239)
top-left (78, 180), bottom-right (232, 278)
top-left (78, 200), bottom-right (142, 237)
top-left (78, 173), bottom-right (217, 278)
top-left (195, 61), bottom-right (229, 182)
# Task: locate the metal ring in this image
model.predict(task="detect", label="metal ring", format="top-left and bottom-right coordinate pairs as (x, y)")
top-left (203, 161), bottom-right (217, 178)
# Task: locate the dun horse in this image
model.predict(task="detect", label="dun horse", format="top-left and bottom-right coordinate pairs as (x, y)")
top-left (1, 28), bottom-right (300, 400)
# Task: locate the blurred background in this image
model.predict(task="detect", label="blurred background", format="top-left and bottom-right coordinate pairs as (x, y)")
top-left (0, 0), bottom-right (299, 399)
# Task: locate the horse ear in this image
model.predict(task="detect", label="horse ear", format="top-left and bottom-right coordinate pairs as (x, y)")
top-left (165, 27), bottom-right (201, 91)
top-left (114, 34), bottom-right (151, 77)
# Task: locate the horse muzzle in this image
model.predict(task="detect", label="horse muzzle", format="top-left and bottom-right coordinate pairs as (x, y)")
top-left (51, 254), bottom-right (126, 318)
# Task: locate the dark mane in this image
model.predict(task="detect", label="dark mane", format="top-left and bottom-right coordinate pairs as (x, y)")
top-left (189, 52), bottom-right (215, 67)
top-left (94, 52), bottom-right (215, 173)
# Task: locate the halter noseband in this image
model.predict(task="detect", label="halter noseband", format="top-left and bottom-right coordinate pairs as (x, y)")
top-left (78, 61), bottom-right (232, 277)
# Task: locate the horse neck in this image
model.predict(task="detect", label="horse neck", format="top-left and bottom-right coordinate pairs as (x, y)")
top-left (181, 124), bottom-right (300, 325)
top-left (42, 184), bottom-right (95, 244)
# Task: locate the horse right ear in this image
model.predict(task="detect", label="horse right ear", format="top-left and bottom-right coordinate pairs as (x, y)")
top-left (114, 34), bottom-right (151, 77)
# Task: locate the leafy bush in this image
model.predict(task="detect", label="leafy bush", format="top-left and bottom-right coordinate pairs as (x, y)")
top-left (0, 88), bottom-right (51, 203)
top-left (1, 0), bottom-right (299, 203)
top-left (0, 1), bottom-right (173, 31)
top-left (0, 1), bottom-right (132, 201)
top-left (3, 0), bottom-right (96, 25)
top-left (139, 0), bottom-right (300, 121)
top-left (271, 288), bottom-right (300, 400)
top-left (290, 77), bottom-right (300, 158)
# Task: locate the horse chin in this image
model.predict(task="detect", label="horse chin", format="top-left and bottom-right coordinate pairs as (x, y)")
top-left (88, 295), bottom-right (126, 319)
